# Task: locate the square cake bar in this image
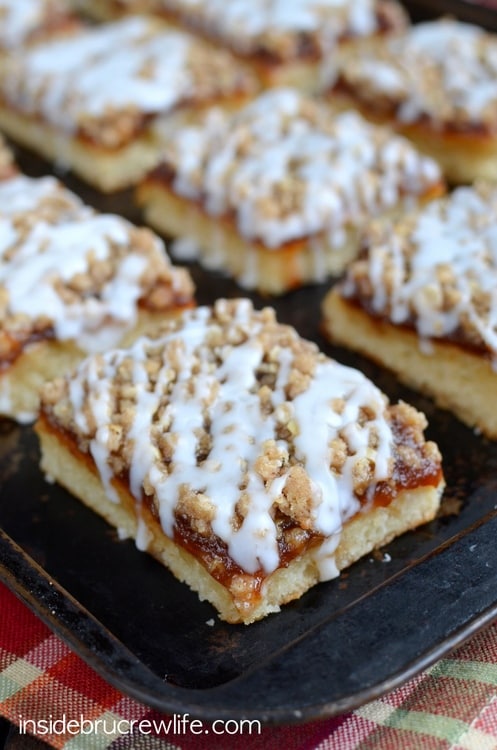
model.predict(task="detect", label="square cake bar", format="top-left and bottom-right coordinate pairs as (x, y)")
top-left (322, 19), bottom-right (497, 184)
top-left (144, 0), bottom-right (408, 91)
top-left (0, 173), bottom-right (194, 423)
top-left (0, 16), bottom-right (257, 191)
top-left (36, 299), bottom-right (444, 624)
top-left (137, 88), bottom-right (445, 295)
top-left (322, 183), bottom-right (497, 437)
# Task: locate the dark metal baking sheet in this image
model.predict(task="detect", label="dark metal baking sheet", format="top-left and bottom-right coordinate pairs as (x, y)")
top-left (3, 1), bottom-right (497, 723)
top-left (405, 0), bottom-right (497, 27)
top-left (3, 270), bottom-right (497, 724)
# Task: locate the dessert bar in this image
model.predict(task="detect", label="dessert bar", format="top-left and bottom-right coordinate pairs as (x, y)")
top-left (0, 174), bottom-right (194, 422)
top-left (148, 0), bottom-right (408, 91)
top-left (36, 299), bottom-right (444, 624)
top-left (322, 18), bottom-right (497, 183)
top-left (137, 88), bottom-right (444, 295)
top-left (0, 16), bottom-right (256, 191)
top-left (322, 183), bottom-right (497, 437)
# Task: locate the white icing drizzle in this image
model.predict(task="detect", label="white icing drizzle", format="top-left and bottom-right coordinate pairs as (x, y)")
top-left (330, 19), bottom-right (497, 126)
top-left (65, 301), bottom-right (395, 577)
top-left (85, 356), bottom-right (121, 504)
top-left (0, 0), bottom-right (69, 49)
top-left (161, 0), bottom-right (384, 56)
top-left (136, 515), bottom-right (153, 551)
top-left (0, 173), bottom-right (84, 216)
top-left (0, 174), bottom-right (176, 353)
top-left (2, 17), bottom-right (242, 133)
top-left (164, 88), bottom-right (441, 247)
top-left (343, 184), bottom-right (497, 360)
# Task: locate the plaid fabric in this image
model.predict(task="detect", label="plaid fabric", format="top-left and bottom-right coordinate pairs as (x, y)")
top-left (3, 583), bottom-right (497, 749)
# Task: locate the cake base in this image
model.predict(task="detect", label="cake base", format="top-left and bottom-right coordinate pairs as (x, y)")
top-left (0, 308), bottom-right (190, 423)
top-left (36, 413), bottom-right (443, 624)
top-left (0, 104), bottom-right (161, 192)
top-left (0, 98), bottom-right (249, 192)
top-left (137, 179), bottom-right (423, 296)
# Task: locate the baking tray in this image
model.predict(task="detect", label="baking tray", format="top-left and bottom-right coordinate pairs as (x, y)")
top-left (405, 0), bottom-right (497, 26)
top-left (3, 1), bottom-right (497, 723)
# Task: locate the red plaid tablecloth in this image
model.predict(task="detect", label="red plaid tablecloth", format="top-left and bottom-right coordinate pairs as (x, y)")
top-left (4, 583), bottom-right (497, 748)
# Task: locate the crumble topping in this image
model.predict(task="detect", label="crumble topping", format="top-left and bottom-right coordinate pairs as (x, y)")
top-left (157, 88), bottom-right (442, 248)
top-left (40, 298), bottom-right (440, 577)
top-left (341, 183), bottom-right (497, 360)
top-left (0, 174), bottom-right (193, 358)
top-left (158, 0), bottom-right (407, 62)
top-left (325, 19), bottom-right (497, 131)
top-left (0, 16), bottom-right (256, 148)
